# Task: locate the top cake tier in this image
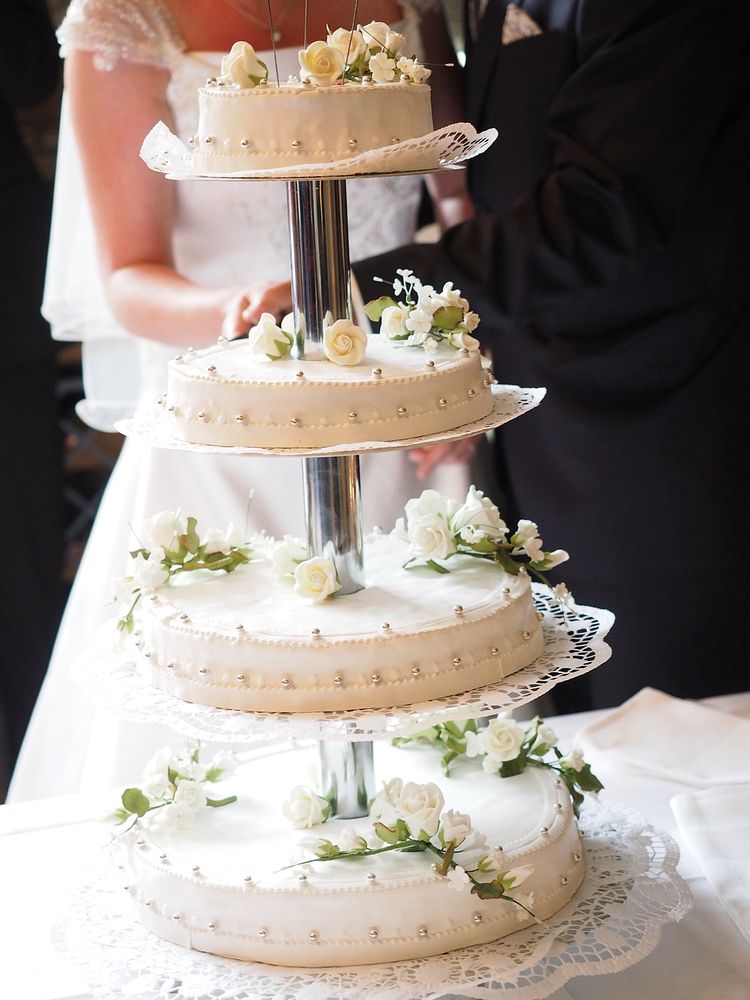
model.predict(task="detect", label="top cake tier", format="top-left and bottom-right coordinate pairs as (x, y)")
top-left (192, 78), bottom-right (433, 173)
top-left (164, 336), bottom-right (495, 449)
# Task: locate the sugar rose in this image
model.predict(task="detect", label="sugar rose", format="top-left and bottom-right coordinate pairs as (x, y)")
top-left (248, 312), bottom-right (293, 360)
top-left (294, 556), bottom-right (341, 603)
top-left (282, 785), bottom-right (330, 828)
top-left (220, 41), bottom-right (268, 88)
top-left (299, 40), bottom-right (344, 87)
top-left (326, 27), bottom-right (366, 63)
top-left (323, 318), bottom-right (367, 366)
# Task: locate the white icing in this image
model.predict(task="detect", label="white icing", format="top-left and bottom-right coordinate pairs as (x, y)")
top-left (192, 80), bottom-right (433, 172)
top-left (165, 336), bottom-right (494, 448)
top-left (137, 532), bottom-right (544, 713)
top-left (120, 744), bottom-right (584, 967)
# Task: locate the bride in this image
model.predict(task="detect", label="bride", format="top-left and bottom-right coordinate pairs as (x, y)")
top-left (10, 0), bottom-right (485, 799)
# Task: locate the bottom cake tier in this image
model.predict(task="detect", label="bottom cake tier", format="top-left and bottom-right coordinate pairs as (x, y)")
top-left (117, 741), bottom-right (584, 968)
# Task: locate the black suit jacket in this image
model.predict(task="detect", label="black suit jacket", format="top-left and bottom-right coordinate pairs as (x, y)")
top-left (357, 0), bottom-right (750, 705)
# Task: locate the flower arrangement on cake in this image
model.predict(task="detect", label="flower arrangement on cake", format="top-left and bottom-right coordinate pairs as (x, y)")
top-left (366, 269), bottom-right (481, 353)
top-left (113, 510), bottom-right (252, 632)
top-left (393, 716), bottom-right (604, 816)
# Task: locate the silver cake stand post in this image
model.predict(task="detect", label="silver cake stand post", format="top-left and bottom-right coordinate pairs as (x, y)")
top-left (287, 178), bottom-right (375, 817)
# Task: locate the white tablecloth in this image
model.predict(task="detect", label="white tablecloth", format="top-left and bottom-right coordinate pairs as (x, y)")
top-left (2, 692), bottom-right (750, 1000)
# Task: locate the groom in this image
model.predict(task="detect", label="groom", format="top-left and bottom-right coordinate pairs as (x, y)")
top-left (357, 0), bottom-right (750, 711)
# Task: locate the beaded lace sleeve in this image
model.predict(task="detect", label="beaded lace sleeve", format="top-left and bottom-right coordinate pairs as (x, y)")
top-left (57, 0), bottom-right (184, 71)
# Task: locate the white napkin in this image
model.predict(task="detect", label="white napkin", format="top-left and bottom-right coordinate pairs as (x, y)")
top-left (672, 785), bottom-right (750, 944)
top-left (576, 687), bottom-right (750, 787)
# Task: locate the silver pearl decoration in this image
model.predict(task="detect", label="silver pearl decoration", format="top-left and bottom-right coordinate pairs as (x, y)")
top-left (235, 414), bottom-right (246, 423)
top-left (426, 360), bottom-right (435, 369)
top-left (554, 802), bottom-right (563, 812)
top-left (381, 622), bottom-right (391, 632)
top-left (371, 367), bottom-right (382, 377)
top-left (454, 604), bottom-right (464, 616)
top-left (208, 920), bottom-right (217, 930)
top-left (159, 853), bottom-right (168, 862)
top-left (397, 406), bottom-right (407, 415)
top-left (348, 137), bottom-right (358, 147)
top-left (472, 913), bottom-right (483, 924)
top-left (290, 417), bottom-right (301, 426)
top-left (333, 675), bottom-right (344, 686)
top-left (311, 627), bottom-right (321, 637)
top-left (258, 927), bottom-right (268, 937)
top-left (439, 398), bottom-right (448, 407)
top-left (468, 388), bottom-right (476, 396)
top-left (411, 666), bottom-right (421, 677)
top-left (574, 852), bottom-right (582, 863)
top-left (308, 930), bottom-right (319, 941)
top-left (502, 586), bottom-right (511, 595)
top-left (198, 667), bottom-right (209, 676)
top-left (452, 656), bottom-right (462, 666)
top-left (166, 662), bottom-right (175, 671)
top-left (172, 913), bottom-right (181, 921)
top-left (367, 872), bottom-right (377, 882)
top-left (371, 673), bottom-right (382, 685)
top-left (348, 412), bottom-right (358, 420)
top-left (174, 355), bottom-right (183, 362)
top-left (540, 826), bottom-right (549, 836)
top-left (192, 865), bottom-right (200, 874)
top-left (180, 612), bottom-right (189, 622)
top-left (145, 899), bottom-right (153, 907)
top-left (291, 139), bottom-right (302, 148)
top-left (460, 347), bottom-right (470, 356)
top-left (391, 136), bottom-right (400, 143)
top-left (197, 411), bottom-right (208, 422)
top-left (167, 405), bottom-right (175, 413)
top-left (537, 610), bottom-right (545, 620)
top-left (369, 927), bottom-right (379, 939)
top-left (244, 875), bottom-right (253, 885)
top-left (150, 594), bottom-right (159, 603)
top-left (554, 779), bottom-right (563, 787)
top-left (296, 371), bottom-right (305, 379)
top-left (236, 673), bottom-right (246, 682)
top-left (205, 136), bottom-right (216, 144)
top-left (236, 623), bottom-right (245, 631)
top-left (207, 365), bottom-right (217, 373)
top-left (491, 647), bottom-right (499, 655)
top-left (418, 926), bottom-right (429, 937)
top-left (143, 651), bottom-right (152, 659)
top-left (523, 630), bottom-right (531, 640)
top-left (136, 838), bottom-right (145, 847)
top-left (298, 873), bottom-right (308, 882)
top-left (240, 138), bottom-right (250, 147)
top-left (281, 677), bottom-right (292, 688)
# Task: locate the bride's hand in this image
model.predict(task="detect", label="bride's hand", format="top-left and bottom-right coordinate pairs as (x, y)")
top-left (408, 436), bottom-right (483, 479)
top-left (221, 280), bottom-right (293, 340)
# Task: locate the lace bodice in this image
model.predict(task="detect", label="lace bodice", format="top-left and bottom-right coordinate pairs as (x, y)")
top-left (59, 0), bottom-right (184, 71)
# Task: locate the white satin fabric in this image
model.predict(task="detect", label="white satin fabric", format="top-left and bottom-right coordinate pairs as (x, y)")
top-left (11, 38), bottom-right (479, 800)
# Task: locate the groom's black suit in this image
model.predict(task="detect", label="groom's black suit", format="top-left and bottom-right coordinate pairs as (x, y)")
top-left (357, 0), bottom-right (750, 709)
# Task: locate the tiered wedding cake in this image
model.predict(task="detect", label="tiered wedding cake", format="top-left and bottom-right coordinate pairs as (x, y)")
top-left (105, 27), bottom-right (607, 972)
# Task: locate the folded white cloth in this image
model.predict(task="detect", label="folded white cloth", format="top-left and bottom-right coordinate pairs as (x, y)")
top-left (576, 687), bottom-right (750, 787)
top-left (672, 785), bottom-right (750, 944)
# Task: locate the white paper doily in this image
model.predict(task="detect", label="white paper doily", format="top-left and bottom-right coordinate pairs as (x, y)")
top-left (141, 121), bottom-right (498, 181)
top-left (116, 385), bottom-right (545, 458)
top-left (73, 586), bottom-right (614, 745)
top-left (54, 796), bottom-right (691, 1000)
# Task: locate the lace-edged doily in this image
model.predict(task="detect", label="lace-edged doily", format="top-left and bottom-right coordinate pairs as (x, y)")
top-left (54, 797), bottom-right (691, 1000)
top-left (72, 587), bottom-right (614, 745)
top-left (117, 386), bottom-right (546, 458)
top-left (141, 121), bottom-right (498, 180)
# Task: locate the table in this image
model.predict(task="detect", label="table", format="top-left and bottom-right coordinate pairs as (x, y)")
top-left (2, 692), bottom-right (749, 1000)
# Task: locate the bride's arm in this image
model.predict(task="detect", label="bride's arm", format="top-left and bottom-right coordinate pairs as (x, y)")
top-left (65, 51), bottom-right (286, 345)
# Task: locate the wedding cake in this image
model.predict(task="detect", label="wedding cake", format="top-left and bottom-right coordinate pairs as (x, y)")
top-left (104, 28), bottom-right (605, 975)
top-left (191, 30), bottom-right (433, 173)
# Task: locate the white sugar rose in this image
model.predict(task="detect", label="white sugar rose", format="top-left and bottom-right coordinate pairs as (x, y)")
top-left (531, 723), bottom-right (558, 752)
top-left (142, 746), bottom-right (174, 782)
top-left (272, 535), bottom-right (308, 577)
top-left (465, 718), bottom-right (526, 771)
top-left (206, 749), bottom-right (237, 779)
top-left (294, 556), bottom-right (341, 603)
top-left (369, 776), bottom-right (404, 827)
top-left (553, 582), bottom-right (576, 608)
top-left (130, 548), bottom-right (169, 593)
top-left (405, 489), bottom-right (459, 524)
top-left (451, 485), bottom-right (508, 541)
top-left (369, 50), bottom-right (396, 83)
top-left (511, 519), bottom-right (544, 562)
top-left (385, 30), bottom-right (406, 55)
top-left (360, 20), bottom-right (390, 49)
top-left (338, 827), bottom-right (368, 852)
top-left (299, 40), bottom-right (344, 87)
top-left (395, 780), bottom-right (445, 839)
top-left (326, 27), bottom-right (365, 63)
top-left (140, 509), bottom-right (187, 552)
top-left (220, 40), bottom-right (268, 87)
top-left (435, 281), bottom-right (469, 311)
top-left (203, 522), bottom-right (243, 555)
top-left (407, 512), bottom-right (457, 562)
top-left (112, 576), bottom-right (137, 606)
top-left (453, 827), bottom-right (489, 871)
top-left (282, 785), bottom-right (331, 829)
top-left (142, 773), bottom-right (173, 800)
top-left (380, 303), bottom-right (410, 340)
top-left (323, 318), bottom-right (367, 366)
top-left (248, 312), bottom-right (293, 360)
top-left (503, 864), bottom-right (535, 889)
top-left (559, 748), bottom-right (586, 773)
top-left (463, 310), bottom-right (480, 332)
top-left (173, 779), bottom-right (208, 814)
top-left (439, 809), bottom-right (473, 847)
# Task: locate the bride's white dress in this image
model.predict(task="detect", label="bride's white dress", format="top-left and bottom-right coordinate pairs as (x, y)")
top-left (9, 0), bottom-right (483, 800)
